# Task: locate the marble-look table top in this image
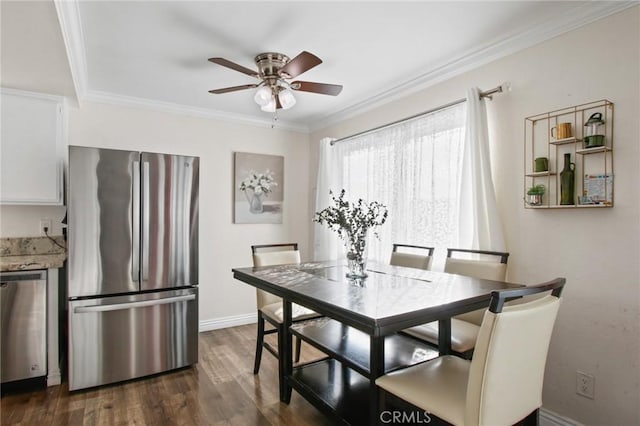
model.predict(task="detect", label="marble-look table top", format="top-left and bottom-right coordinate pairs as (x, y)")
top-left (233, 260), bottom-right (521, 336)
top-left (1, 236), bottom-right (67, 272)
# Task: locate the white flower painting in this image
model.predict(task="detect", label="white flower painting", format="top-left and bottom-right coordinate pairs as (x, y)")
top-left (234, 152), bottom-right (284, 224)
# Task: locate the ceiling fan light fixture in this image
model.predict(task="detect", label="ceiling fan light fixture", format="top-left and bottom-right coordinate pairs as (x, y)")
top-left (254, 86), bottom-right (273, 106)
top-left (260, 98), bottom-right (276, 112)
top-left (279, 88), bottom-right (296, 110)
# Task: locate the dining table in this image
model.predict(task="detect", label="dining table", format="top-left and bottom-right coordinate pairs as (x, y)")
top-left (232, 260), bottom-right (521, 425)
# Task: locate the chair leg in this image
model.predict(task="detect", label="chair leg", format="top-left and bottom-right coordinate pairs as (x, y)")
top-left (253, 313), bottom-right (265, 374)
top-left (294, 336), bottom-right (302, 363)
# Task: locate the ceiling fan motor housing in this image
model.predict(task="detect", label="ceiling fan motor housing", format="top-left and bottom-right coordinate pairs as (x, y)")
top-left (255, 52), bottom-right (290, 84)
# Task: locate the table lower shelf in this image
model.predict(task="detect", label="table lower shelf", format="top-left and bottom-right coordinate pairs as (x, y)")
top-left (291, 317), bottom-right (439, 378)
top-left (290, 358), bottom-right (371, 426)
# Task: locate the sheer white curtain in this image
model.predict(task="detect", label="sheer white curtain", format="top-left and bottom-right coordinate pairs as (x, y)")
top-left (313, 137), bottom-right (341, 261)
top-left (458, 88), bottom-right (506, 251)
top-left (314, 104), bottom-right (466, 268)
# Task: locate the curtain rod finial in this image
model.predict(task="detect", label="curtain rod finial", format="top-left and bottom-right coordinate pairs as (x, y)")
top-left (500, 82), bottom-right (512, 93)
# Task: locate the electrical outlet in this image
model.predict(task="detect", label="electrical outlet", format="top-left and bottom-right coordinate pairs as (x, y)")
top-left (576, 371), bottom-right (595, 399)
top-left (39, 219), bottom-right (52, 236)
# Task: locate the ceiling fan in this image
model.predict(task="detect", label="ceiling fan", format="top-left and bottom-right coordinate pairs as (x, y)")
top-left (208, 51), bottom-right (343, 112)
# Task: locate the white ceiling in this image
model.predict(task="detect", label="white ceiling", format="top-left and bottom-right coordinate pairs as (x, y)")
top-left (0, 1), bottom-right (75, 98)
top-left (3, 1), bottom-right (635, 131)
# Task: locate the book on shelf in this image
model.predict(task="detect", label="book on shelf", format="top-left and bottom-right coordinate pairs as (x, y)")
top-left (581, 174), bottom-right (613, 205)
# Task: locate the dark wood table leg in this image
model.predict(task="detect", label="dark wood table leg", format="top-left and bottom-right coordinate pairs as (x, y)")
top-left (280, 300), bottom-right (293, 403)
top-left (438, 318), bottom-right (452, 356)
top-left (370, 335), bottom-right (385, 425)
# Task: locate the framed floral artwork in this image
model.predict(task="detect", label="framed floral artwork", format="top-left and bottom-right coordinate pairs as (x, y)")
top-left (234, 152), bottom-right (284, 224)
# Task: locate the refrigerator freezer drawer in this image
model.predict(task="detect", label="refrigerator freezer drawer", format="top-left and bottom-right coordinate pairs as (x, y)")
top-left (68, 288), bottom-right (198, 391)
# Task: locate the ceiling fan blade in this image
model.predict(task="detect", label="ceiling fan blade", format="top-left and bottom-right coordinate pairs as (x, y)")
top-left (208, 84), bottom-right (258, 94)
top-left (208, 57), bottom-right (259, 77)
top-left (279, 51), bottom-right (322, 78)
top-left (290, 81), bottom-right (343, 96)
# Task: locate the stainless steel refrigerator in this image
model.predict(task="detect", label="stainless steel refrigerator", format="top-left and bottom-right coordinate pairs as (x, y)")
top-left (67, 146), bottom-right (199, 391)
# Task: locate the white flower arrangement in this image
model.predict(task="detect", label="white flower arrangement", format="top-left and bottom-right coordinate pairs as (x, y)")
top-left (239, 170), bottom-right (277, 196)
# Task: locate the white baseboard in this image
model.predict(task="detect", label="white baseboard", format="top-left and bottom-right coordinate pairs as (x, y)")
top-left (540, 408), bottom-right (582, 426)
top-left (199, 313), bottom-right (256, 332)
top-left (47, 370), bottom-right (61, 387)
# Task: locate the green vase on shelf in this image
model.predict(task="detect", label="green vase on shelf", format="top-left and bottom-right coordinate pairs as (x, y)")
top-left (560, 153), bottom-right (575, 205)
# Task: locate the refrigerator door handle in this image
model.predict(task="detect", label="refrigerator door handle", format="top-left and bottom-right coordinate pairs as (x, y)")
top-left (132, 160), bottom-right (140, 283)
top-left (142, 161), bottom-right (150, 281)
top-left (73, 294), bottom-right (196, 314)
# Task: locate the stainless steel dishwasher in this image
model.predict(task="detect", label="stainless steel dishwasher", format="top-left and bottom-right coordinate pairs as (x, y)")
top-left (1, 270), bottom-right (47, 383)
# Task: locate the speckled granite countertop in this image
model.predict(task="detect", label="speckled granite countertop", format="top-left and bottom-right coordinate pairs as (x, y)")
top-left (0, 236), bottom-right (67, 272)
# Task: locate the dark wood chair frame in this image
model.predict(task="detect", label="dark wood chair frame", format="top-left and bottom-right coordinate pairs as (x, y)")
top-left (251, 243), bottom-right (304, 376)
top-left (440, 248), bottom-right (510, 359)
top-left (446, 247), bottom-right (510, 264)
top-left (399, 247), bottom-right (508, 359)
top-left (392, 243), bottom-right (435, 256)
top-left (380, 278), bottom-right (565, 426)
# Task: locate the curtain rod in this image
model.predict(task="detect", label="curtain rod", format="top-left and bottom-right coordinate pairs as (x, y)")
top-left (330, 82), bottom-right (510, 145)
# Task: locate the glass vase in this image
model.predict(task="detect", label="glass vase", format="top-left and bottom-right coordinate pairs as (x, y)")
top-left (345, 232), bottom-right (368, 278)
top-left (346, 251), bottom-right (367, 278)
top-left (249, 192), bottom-right (264, 213)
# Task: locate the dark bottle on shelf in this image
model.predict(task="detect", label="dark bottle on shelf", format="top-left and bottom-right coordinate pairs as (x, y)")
top-left (560, 153), bottom-right (575, 205)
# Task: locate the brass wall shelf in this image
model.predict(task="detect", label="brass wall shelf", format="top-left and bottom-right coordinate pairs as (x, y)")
top-left (524, 100), bottom-right (614, 209)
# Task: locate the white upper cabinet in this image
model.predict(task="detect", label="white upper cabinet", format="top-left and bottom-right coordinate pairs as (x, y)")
top-left (1, 88), bottom-right (65, 205)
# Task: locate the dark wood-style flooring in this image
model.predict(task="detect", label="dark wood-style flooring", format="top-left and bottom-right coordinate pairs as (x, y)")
top-left (1, 324), bottom-right (333, 425)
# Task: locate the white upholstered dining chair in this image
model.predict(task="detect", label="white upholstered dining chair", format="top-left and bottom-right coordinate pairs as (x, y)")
top-left (377, 278), bottom-right (565, 426)
top-left (389, 243), bottom-right (435, 270)
top-left (251, 243), bottom-right (319, 375)
top-left (402, 248), bottom-right (509, 357)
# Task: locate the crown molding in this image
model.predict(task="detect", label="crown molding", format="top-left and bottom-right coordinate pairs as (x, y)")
top-left (84, 90), bottom-right (309, 133)
top-left (54, 0), bottom-right (636, 134)
top-left (309, 1), bottom-right (638, 132)
top-left (0, 87), bottom-right (66, 103)
top-left (54, 0), bottom-right (308, 133)
top-left (54, 0), bottom-right (87, 104)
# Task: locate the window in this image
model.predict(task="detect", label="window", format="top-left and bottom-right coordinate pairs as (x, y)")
top-left (332, 103), bottom-right (466, 268)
